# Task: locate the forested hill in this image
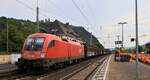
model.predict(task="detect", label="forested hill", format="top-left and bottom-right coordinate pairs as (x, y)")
top-left (0, 16), bottom-right (103, 53)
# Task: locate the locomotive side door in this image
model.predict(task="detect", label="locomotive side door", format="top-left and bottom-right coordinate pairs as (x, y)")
top-left (68, 43), bottom-right (71, 60)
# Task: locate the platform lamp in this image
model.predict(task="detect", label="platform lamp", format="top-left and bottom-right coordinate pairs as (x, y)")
top-left (118, 22), bottom-right (127, 48)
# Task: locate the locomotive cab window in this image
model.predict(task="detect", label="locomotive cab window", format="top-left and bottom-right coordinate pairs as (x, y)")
top-left (49, 40), bottom-right (55, 48)
top-left (25, 37), bottom-right (45, 51)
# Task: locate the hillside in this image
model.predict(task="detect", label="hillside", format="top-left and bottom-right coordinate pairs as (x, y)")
top-left (0, 17), bottom-right (103, 52)
top-left (72, 26), bottom-right (103, 48)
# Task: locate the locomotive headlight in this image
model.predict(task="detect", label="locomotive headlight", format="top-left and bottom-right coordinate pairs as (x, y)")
top-left (40, 52), bottom-right (45, 58)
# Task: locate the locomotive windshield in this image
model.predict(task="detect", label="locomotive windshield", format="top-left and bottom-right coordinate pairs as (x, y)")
top-left (25, 37), bottom-right (45, 51)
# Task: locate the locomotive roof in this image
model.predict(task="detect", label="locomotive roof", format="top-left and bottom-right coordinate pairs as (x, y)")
top-left (28, 33), bottom-right (84, 45)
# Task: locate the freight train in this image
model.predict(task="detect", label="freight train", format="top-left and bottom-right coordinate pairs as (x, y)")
top-left (16, 33), bottom-right (104, 71)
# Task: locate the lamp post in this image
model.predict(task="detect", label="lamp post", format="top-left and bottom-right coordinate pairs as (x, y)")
top-left (135, 0), bottom-right (139, 80)
top-left (118, 22), bottom-right (127, 48)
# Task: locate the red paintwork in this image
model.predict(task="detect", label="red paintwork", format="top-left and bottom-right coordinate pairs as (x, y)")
top-left (21, 33), bottom-right (85, 60)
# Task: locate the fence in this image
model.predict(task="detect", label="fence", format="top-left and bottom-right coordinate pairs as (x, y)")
top-left (0, 53), bottom-right (21, 64)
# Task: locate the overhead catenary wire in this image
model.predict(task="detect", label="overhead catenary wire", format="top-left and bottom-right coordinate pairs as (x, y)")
top-left (71, 0), bottom-right (93, 28)
top-left (47, 0), bottom-right (65, 15)
top-left (71, 0), bottom-right (95, 48)
top-left (16, 0), bottom-right (66, 21)
top-left (83, 0), bottom-right (98, 35)
top-left (16, 0), bottom-right (50, 19)
top-left (16, 0), bottom-right (96, 31)
top-left (46, 0), bottom-right (66, 18)
top-left (16, 0), bottom-right (82, 25)
top-left (84, 0), bottom-right (97, 27)
top-left (46, 0), bottom-right (83, 24)
top-left (16, 0), bottom-right (35, 11)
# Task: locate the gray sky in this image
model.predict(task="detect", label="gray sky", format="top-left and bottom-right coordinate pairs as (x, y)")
top-left (0, 0), bottom-right (150, 48)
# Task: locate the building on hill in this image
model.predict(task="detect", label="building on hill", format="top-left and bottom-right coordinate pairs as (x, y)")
top-left (47, 20), bottom-right (104, 49)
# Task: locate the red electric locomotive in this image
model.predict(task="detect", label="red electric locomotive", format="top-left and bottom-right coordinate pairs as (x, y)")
top-left (16, 33), bottom-right (85, 70)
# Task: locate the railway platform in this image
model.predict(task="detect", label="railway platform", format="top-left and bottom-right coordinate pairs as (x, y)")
top-left (105, 54), bottom-right (150, 80)
top-left (91, 54), bottom-right (150, 80)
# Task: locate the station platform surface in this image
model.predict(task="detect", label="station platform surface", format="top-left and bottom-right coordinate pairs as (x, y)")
top-left (106, 55), bottom-right (150, 80)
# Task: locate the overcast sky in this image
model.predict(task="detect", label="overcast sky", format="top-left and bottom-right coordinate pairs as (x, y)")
top-left (0, 0), bottom-right (150, 48)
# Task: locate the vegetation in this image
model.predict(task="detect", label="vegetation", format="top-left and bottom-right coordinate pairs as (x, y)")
top-left (124, 45), bottom-right (150, 53)
top-left (0, 17), bottom-right (38, 52)
top-left (0, 16), bottom-right (103, 53)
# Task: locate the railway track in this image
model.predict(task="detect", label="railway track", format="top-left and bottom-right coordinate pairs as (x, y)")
top-left (0, 71), bottom-right (30, 80)
top-left (59, 56), bottom-right (108, 80)
top-left (0, 64), bottom-right (17, 74)
top-left (91, 55), bottom-right (111, 80)
top-left (35, 55), bottom-right (109, 80)
top-left (0, 55), bottom-right (109, 80)
top-left (0, 70), bottom-right (16, 78)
